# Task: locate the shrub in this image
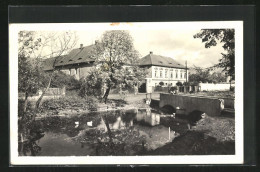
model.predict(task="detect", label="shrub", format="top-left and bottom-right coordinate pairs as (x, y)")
top-left (50, 71), bottom-right (81, 90)
top-left (176, 81), bottom-right (183, 86)
top-left (169, 86), bottom-right (177, 92)
top-left (159, 81), bottom-right (164, 86)
top-left (190, 81), bottom-right (199, 86)
top-left (78, 69), bottom-right (104, 99)
top-left (40, 95), bottom-right (98, 112)
top-left (183, 82), bottom-right (190, 86)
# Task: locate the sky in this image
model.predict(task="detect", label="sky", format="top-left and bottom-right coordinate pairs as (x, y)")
top-left (75, 29), bottom-right (224, 68)
top-left (25, 23), bottom-right (227, 69)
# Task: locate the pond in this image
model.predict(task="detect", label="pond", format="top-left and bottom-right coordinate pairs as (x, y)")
top-left (18, 108), bottom-right (193, 156)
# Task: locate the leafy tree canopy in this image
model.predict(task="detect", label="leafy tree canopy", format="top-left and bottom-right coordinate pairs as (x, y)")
top-left (193, 29), bottom-right (235, 79)
top-left (18, 31), bottom-right (44, 96)
top-left (189, 66), bottom-right (226, 85)
top-left (88, 30), bottom-right (147, 102)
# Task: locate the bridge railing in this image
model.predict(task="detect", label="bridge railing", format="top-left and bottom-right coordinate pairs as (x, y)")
top-left (159, 93), bottom-right (225, 116)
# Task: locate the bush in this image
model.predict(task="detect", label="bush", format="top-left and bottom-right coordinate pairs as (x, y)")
top-left (51, 71), bottom-right (81, 90)
top-left (159, 81), bottom-right (164, 86)
top-left (78, 70), bottom-right (104, 99)
top-left (40, 94), bottom-right (98, 112)
top-left (111, 85), bottom-right (135, 94)
top-left (176, 81), bottom-right (183, 86)
top-left (190, 81), bottom-right (199, 86)
top-left (183, 82), bottom-right (190, 86)
top-left (154, 86), bottom-right (169, 92)
top-left (18, 99), bottom-right (33, 117)
top-left (169, 86), bottom-right (177, 92)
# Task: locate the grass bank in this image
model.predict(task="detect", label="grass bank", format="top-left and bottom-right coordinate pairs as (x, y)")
top-left (30, 92), bottom-right (158, 117)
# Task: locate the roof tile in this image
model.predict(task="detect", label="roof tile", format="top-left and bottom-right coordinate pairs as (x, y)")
top-left (139, 53), bottom-right (186, 69)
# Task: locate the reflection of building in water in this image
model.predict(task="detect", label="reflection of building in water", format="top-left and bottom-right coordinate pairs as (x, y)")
top-left (97, 116), bottom-right (134, 131)
top-left (136, 109), bottom-right (160, 126)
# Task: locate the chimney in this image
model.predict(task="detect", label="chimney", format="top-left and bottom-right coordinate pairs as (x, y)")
top-left (150, 51), bottom-right (153, 55)
top-left (80, 44), bottom-right (83, 49)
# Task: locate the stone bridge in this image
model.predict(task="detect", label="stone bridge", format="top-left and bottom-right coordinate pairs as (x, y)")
top-left (159, 93), bottom-right (228, 116)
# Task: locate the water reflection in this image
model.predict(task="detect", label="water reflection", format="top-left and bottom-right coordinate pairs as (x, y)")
top-left (18, 108), bottom-right (184, 156)
top-left (135, 109), bottom-right (160, 126)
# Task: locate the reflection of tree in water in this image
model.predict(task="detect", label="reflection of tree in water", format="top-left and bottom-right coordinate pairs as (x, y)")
top-left (79, 110), bottom-right (146, 156)
top-left (38, 115), bottom-right (102, 137)
top-left (121, 110), bottom-right (136, 124)
top-left (18, 118), bottom-right (45, 156)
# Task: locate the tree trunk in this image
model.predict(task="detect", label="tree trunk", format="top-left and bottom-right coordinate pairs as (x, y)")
top-left (102, 86), bottom-right (111, 104)
top-left (103, 115), bottom-right (113, 142)
top-left (23, 92), bottom-right (28, 113)
top-left (35, 72), bottom-right (54, 110)
top-left (103, 115), bottom-right (116, 155)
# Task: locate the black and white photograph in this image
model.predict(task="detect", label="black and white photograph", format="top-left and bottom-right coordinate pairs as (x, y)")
top-left (9, 21), bottom-right (243, 165)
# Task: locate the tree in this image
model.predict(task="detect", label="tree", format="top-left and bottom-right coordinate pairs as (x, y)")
top-left (18, 31), bottom-right (78, 114)
top-left (18, 31), bottom-right (43, 113)
top-left (193, 29), bottom-right (235, 79)
top-left (189, 66), bottom-right (226, 85)
top-left (79, 68), bottom-right (106, 99)
top-left (208, 71), bottom-right (226, 84)
top-left (34, 31), bottom-right (78, 109)
top-left (176, 81), bottom-right (183, 86)
top-left (188, 66), bottom-right (211, 84)
top-left (90, 30), bottom-right (147, 103)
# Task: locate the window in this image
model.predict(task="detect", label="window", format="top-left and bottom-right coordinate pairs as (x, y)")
top-left (165, 70), bottom-right (168, 78)
top-left (155, 70), bottom-right (157, 78)
top-left (75, 68), bottom-right (77, 74)
top-left (180, 72), bottom-right (182, 79)
top-left (160, 71), bottom-right (163, 78)
top-left (175, 70), bottom-right (178, 78)
top-left (184, 72), bottom-right (186, 79)
top-left (170, 72), bottom-right (173, 78)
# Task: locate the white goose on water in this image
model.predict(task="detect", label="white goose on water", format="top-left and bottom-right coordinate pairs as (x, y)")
top-left (87, 121), bottom-right (93, 127)
top-left (75, 121), bottom-right (79, 128)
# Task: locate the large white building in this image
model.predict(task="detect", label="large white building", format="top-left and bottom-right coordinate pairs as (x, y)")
top-left (139, 52), bottom-right (188, 93)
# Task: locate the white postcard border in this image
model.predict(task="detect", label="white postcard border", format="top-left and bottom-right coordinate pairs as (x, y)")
top-left (9, 21), bottom-right (243, 165)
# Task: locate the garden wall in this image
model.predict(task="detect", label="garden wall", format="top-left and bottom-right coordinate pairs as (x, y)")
top-left (199, 83), bottom-right (233, 91)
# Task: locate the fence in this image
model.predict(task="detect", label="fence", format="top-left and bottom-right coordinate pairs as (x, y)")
top-left (19, 87), bottom-right (66, 101)
top-left (41, 87), bottom-right (66, 96)
top-left (153, 86), bottom-right (169, 92)
top-left (153, 86), bottom-right (199, 93)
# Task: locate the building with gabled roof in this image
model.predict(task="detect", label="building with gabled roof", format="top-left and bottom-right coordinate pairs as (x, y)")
top-left (43, 44), bottom-right (96, 79)
top-left (139, 51), bottom-right (188, 93)
top-left (43, 43), bottom-right (189, 93)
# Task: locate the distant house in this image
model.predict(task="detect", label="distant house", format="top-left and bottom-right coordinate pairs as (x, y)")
top-left (43, 43), bottom-right (96, 80)
top-left (138, 51), bottom-right (188, 93)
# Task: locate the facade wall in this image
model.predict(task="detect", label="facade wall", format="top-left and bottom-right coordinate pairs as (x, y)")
top-left (59, 64), bottom-right (94, 80)
top-left (79, 66), bottom-right (94, 79)
top-left (146, 65), bottom-right (189, 93)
